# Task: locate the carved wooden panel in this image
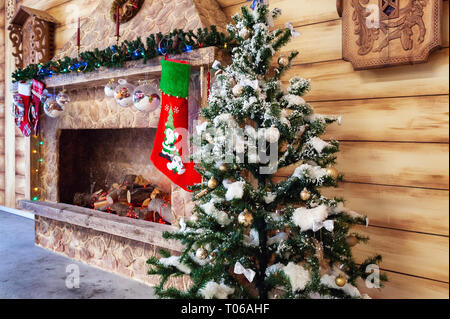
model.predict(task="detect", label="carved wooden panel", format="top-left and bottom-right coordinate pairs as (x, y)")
top-left (340, 0), bottom-right (443, 70)
top-left (8, 6), bottom-right (58, 69)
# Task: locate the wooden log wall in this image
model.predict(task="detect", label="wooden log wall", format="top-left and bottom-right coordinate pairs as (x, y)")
top-left (0, 1), bottom-right (5, 205)
top-left (215, 0), bottom-right (449, 299)
top-left (1, 0), bottom-right (448, 298)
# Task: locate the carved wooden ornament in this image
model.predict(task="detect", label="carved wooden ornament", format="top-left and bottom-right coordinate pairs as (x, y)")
top-left (340, 0), bottom-right (442, 70)
top-left (8, 6), bottom-right (58, 69)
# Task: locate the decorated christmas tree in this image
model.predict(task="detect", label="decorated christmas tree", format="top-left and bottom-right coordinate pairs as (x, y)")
top-left (148, 3), bottom-right (385, 299)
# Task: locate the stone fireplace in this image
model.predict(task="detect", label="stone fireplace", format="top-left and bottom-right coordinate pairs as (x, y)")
top-left (17, 0), bottom-right (229, 287)
top-left (18, 48), bottom-right (225, 288)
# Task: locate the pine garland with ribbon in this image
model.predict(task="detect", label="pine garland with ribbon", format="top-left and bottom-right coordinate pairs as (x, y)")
top-left (12, 26), bottom-right (236, 83)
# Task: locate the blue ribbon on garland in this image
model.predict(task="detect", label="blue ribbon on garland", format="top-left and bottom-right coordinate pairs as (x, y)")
top-left (247, 0), bottom-right (265, 10)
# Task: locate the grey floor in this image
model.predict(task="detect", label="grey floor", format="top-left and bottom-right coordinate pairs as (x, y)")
top-left (0, 211), bottom-right (156, 299)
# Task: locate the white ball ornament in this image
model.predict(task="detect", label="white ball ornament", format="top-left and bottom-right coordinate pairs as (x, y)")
top-left (265, 126), bottom-right (280, 144)
top-left (104, 80), bottom-right (117, 97)
top-left (43, 96), bottom-right (64, 118)
top-left (132, 82), bottom-right (161, 113)
top-left (114, 79), bottom-right (135, 108)
top-left (232, 84), bottom-right (244, 97)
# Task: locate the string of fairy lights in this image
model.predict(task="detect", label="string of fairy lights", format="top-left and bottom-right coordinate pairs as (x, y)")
top-left (31, 135), bottom-right (44, 201)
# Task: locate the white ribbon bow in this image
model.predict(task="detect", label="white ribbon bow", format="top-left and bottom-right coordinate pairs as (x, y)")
top-left (234, 262), bottom-right (256, 283)
top-left (312, 219), bottom-right (334, 232)
top-left (285, 22), bottom-right (301, 38)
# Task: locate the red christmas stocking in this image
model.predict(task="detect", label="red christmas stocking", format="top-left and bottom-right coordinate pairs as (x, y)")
top-left (150, 57), bottom-right (202, 192)
top-left (15, 81), bottom-right (32, 137)
top-left (30, 79), bottom-right (45, 137)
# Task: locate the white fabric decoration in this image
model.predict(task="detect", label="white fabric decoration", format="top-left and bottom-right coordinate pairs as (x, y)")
top-left (240, 78), bottom-right (259, 91)
top-left (292, 205), bottom-right (329, 232)
top-left (212, 60), bottom-right (221, 70)
top-left (320, 274), bottom-right (361, 298)
top-left (200, 200), bottom-right (231, 226)
top-left (293, 164), bottom-right (328, 181)
top-left (265, 126), bottom-right (280, 143)
top-left (178, 218), bottom-right (187, 232)
top-left (331, 202), bottom-right (363, 219)
top-left (312, 219), bottom-right (334, 232)
top-left (223, 181), bottom-right (245, 201)
top-left (283, 262), bottom-right (311, 292)
top-left (264, 192), bottom-right (277, 204)
top-left (196, 122), bottom-right (208, 135)
top-left (285, 22), bottom-right (301, 38)
top-left (265, 263), bottom-right (284, 277)
top-left (284, 94), bottom-right (305, 107)
top-left (243, 228), bottom-right (260, 247)
top-left (337, 115), bottom-right (342, 126)
top-left (159, 256), bottom-right (191, 274)
top-left (267, 232), bottom-right (288, 245)
top-left (234, 262), bottom-right (256, 282)
top-left (308, 137), bottom-right (331, 153)
top-left (199, 281), bottom-right (235, 299)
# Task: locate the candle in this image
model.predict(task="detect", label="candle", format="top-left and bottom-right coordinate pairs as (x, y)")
top-left (115, 6), bottom-right (120, 38)
top-left (77, 17), bottom-right (81, 47)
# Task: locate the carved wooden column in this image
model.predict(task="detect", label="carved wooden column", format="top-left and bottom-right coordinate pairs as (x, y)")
top-left (7, 5), bottom-right (58, 70)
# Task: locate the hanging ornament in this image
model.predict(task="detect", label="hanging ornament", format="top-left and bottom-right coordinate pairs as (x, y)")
top-left (208, 177), bottom-right (219, 189)
top-left (232, 84), bottom-right (244, 97)
top-left (114, 79), bottom-right (135, 108)
top-left (300, 187), bottom-right (311, 201)
top-left (326, 166), bottom-right (339, 179)
top-left (132, 81), bottom-right (161, 112)
top-left (346, 235), bottom-right (358, 247)
top-left (335, 276), bottom-right (347, 287)
top-left (265, 126), bottom-right (280, 144)
top-left (104, 80), bottom-right (117, 97)
top-left (56, 89), bottom-right (70, 107)
top-left (219, 163), bottom-right (228, 172)
top-left (238, 209), bottom-right (253, 227)
top-left (278, 56), bottom-right (289, 67)
top-left (195, 247), bottom-right (208, 260)
top-left (43, 96), bottom-right (64, 118)
top-left (209, 251), bottom-right (218, 261)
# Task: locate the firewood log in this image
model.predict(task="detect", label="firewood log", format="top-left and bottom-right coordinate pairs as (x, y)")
top-left (93, 200), bottom-right (109, 210)
top-left (128, 188), bottom-right (154, 206)
top-left (106, 189), bottom-right (128, 205)
top-left (73, 192), bottom-right (96, 207)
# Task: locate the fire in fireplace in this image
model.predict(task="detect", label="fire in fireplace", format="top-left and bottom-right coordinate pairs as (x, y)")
top-left (58, 128), bottom-right (173, 224)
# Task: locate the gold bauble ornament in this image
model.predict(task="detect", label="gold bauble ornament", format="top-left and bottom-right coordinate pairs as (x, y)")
top-left (326, 167), bottom-right (339, 179)
top-left (195, 247), bottom-right (208, 260)
top-left (219, 163), bottom-right (228, 172)
top-left (238, 209), bottom-right (254, 227)
top-left (208, 177), bottom-right (219, 189)
top-left (335, 276), bottom-right (347, 287)
top-left (232, 84), bottom-right (244, 97)
top-left (300, 187), bottom-right (311, 201)
top-left (346, 235), bottom-right (358, 247)
top-left (278, 56), bottom-right (289, 67)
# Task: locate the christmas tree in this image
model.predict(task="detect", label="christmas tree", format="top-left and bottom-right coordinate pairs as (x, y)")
top-left (148, 3), bottom-right (385, 299)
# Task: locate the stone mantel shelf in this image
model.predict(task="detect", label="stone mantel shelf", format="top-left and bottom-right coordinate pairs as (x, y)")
top-left (18, 200), bottom-right (183, 251)
top-left (45, 47), bottom-right (224, 89)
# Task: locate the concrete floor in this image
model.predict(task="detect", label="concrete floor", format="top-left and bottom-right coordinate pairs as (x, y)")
top-left (0, 211), bottom-right (156, 299)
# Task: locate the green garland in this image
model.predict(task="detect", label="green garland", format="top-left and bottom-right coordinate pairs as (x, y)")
top-left (12, 26), bottom-right (236, 83)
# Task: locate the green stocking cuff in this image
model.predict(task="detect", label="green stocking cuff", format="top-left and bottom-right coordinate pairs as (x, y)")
top-left (160, 59), bottom-right (191, 98)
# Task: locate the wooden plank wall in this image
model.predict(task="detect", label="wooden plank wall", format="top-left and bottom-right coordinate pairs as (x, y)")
top-left (1, 0), bottom-right (448, 298)
top-left (0, 1), bottom-right (5, 205)
top-left (216, 0), bottom-right (449, 298)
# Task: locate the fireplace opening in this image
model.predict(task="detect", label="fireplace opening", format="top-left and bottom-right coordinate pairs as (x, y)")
top-left (58, 128), bottom-right (173, 224)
